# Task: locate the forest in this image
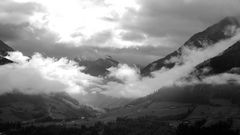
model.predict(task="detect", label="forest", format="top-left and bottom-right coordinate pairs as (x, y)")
top-left (0, 116), bottom-right (238, 135)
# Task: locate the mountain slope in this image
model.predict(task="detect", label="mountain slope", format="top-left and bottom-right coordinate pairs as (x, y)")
top-left (74, 56), bottom-right (119, 76)
top-left (141, 17), bottom-right (240, 76)
top-left (191, 41), bottom-right (240, 77)
top-left (103, 17), bottom-right (240, 124)
top-left (0, 92), bottom-right (98, 123)
top-left (102, 84), bottom-right (240, 124)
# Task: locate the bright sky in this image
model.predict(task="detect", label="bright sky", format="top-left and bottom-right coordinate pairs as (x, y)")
top-left (14, 0), bottom-right (142, 47)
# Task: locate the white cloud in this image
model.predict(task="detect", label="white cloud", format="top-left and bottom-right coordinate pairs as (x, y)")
top-left (0, 51), bottom-right (101, 95)
top-left (202, 73), bottom-right (240, 85)
top-left (108, 64), bottom-right (139, 82)
top-left (12, 0), bottom-right (145, 48)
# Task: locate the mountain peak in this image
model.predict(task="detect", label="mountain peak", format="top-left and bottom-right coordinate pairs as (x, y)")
top-left (184, 16), bottom-right (240, 48)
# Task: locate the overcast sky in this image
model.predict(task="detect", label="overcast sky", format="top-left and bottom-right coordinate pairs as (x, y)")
top-left (1, 0), bottom-right (240, 66)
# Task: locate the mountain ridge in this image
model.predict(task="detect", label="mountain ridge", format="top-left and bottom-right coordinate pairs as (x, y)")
top-left (141, 16), bottom-right (240, 76)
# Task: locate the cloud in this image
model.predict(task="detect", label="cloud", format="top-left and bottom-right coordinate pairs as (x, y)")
top-left (120, 31), bottom-right (146, 42)
top-left (0, 51), bottom-right (101, 95)
top-left (0, 0), bottom-right (167, 64)
top-left (0, 0), bottom-right (239, 66)
top-left (201, 73), bottom-right (240, 85)
top-left (0, 0), bottom-right (42, 25)
top-left (108, 64), bottom-right (139, 82)
top-left (0, 23), bottom-right (29, 41)
top-left (6, 0), bottom-right (178, 49)
top-left (0, 0), bottom-right (44, 41)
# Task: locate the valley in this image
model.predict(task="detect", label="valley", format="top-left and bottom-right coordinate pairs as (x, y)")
top-left (1, 16), bottom-right (240, 135)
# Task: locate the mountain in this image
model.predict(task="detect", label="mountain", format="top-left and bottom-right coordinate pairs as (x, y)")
top-left (191, 41), bottom-right (240, 78)
top-left (141, 17), bottom-right (240, 76)
top-left (0, 40), bottom-right (14, 65)
top-left (0, 92), bottom-right (98, 123)
top-left (74, 92), bottom-right (132, 109)
top-left (74, 56), bottom-right (119, 76)
top-left (103, 17), bottom-right (240, 127)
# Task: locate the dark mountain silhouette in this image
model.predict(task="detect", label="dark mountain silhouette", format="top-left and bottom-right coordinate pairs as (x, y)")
top-left (141, 17), bottom-right (240, 76)
top-left (0, 92), bottom-right (98, 123)
top-left (0, 57), bottom-right (12, 65)
top-left (0, 40), bottom-right (14, 65)
top-left (74, 56), bottom-right (119, 76)
top-left (0, 40), bottom-right (14, 56)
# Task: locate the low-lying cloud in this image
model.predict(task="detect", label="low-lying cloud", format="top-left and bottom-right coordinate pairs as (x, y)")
top-left (1, 32), bottom-right (240, 98)
top-left (0, 51), bottom-right (101, 95)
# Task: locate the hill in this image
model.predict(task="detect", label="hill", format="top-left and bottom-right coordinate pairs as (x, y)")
top-left (0, 92), bottom-right (98, 123)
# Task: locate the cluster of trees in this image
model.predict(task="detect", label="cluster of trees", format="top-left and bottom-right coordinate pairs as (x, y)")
top-left (0, 116), bottom-right (174, 135)
top-left (0, 117), bottom-right (239, 135)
